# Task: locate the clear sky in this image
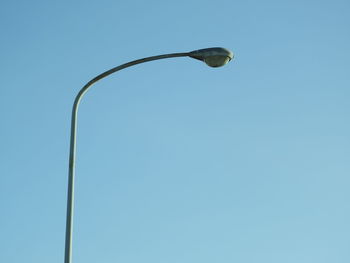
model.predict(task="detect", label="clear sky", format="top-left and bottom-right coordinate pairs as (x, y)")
top-left (0, 0), bottom-right (349, 262)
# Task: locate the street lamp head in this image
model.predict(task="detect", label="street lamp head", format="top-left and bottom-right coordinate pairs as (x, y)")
top-left (188, 47), bottom-right (234, 67)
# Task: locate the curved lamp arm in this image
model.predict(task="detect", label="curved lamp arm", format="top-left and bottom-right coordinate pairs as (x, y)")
top-left (64, 48), bottom-right (233, 263)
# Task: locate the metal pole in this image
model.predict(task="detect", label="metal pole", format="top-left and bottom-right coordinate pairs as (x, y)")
top-left (64, 52), bottom-right (189, 263)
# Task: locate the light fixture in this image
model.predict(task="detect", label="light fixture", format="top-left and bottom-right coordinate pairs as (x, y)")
top-left (189, 47), bottom-right (234, 67)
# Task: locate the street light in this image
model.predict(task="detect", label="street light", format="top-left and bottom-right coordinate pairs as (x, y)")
top-left (64, 47), bottom-right (234, 263)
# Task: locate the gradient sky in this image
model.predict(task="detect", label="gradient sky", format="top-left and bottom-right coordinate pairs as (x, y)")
top-left (1, 0), bottom-right (349, 263)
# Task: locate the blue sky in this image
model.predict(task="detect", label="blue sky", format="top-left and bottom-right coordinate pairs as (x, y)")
top-left (0, 0), bottom-right (349, 262)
